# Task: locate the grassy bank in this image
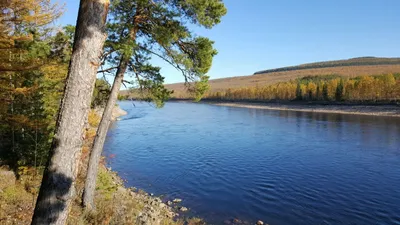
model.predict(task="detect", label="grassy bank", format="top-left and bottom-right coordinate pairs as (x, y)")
top-left (0, 106), bottom-right (204, 225)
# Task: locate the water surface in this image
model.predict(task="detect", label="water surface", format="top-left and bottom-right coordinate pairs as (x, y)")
top-left (104, 101), bottom-right (400, 224)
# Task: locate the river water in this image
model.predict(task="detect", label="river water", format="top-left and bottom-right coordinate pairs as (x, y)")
top-left (104, 101), bottom-right (400, 225)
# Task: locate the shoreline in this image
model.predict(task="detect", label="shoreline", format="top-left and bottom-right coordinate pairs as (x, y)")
top-left (101, 106), bottom-right (208, 224)
top-left (97, 106), bottom-right (195, 224)
top-left (94, 105), bottom-right (128, 121)
top-left (0, 106), bottom-right (200, 225)
top-left (112, 105), bottom-right (128, 120)
top-left (207, 101), bottom-right (400, 117)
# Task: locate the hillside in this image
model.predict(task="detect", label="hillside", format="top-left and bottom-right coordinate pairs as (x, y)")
top-left (253, 57), bottom-right (400, 75)
top-left (164, 57), bottom-right (400, 98)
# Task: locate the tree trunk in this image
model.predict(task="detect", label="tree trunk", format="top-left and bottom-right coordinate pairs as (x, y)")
top-left (9, 74), bottom-right (15, 153)
top-left (31, 1), bottom-right (109, 224)
top-left (82, 57), bottom-right (127, 209)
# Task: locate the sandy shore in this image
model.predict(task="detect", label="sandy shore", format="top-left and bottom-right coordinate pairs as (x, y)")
top-left (212, 102), bottom-right (400, 117)
top-left (112, 105), bottom-right (128, 120)
top-left (94, 105), bottom-right (128, 121)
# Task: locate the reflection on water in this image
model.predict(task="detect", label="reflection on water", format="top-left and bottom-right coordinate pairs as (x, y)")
top-left (104, 101), bottom-right (400, 225)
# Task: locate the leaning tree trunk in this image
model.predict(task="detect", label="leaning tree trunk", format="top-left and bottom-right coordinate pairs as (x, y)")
top-left (82, 57), bottom-right (127, 209)
top-left (31, 1), bottom-right (109, 224)
top-left (83, 17), bottom-right (139, 209)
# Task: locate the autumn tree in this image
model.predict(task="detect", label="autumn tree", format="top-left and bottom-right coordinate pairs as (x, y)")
top-left (82, 0), bottom-right (227, 209)
top-left (31, 0), bottom-right (110, 224)
top-left (307, 82), bottom-right (317, 100)
top-left (381, 73), bottom-right (396, 100)
top-left (0, 0), bottom-right (63, 165)
top-left (204, 74), bottom-right (399, 103)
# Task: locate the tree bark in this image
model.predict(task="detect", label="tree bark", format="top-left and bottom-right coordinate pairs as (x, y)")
top-left (82, 13), bottom-right (139, 209)
top-left (31, 1), bottom-right (109, 224)
top-left (82, 57), bottom-right (127, 209)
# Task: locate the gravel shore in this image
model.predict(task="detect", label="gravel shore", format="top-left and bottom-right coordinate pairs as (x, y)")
top-left (213, 102), bottom-right (400, 117)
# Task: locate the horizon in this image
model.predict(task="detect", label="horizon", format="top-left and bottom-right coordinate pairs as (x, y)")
top-left (55, 0), bottom-right (400, 84)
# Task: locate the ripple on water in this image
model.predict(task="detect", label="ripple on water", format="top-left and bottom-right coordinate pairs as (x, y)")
top-left (104, 102), bottom-right (400, 225)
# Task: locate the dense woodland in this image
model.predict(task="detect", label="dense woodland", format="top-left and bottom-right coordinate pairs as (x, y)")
top-left (203, 74), bottom-right (400, 103)
top-left (0, 12), bottom-right (110, 167)
top-left (1, 1), bottom-right (68, 166)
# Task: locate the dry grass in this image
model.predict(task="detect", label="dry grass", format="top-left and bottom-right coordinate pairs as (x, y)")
top-left (0, 167), bottom-right (36, 225)
top-left (88, 110), bottom-right (101, 127)
top-left (254, 57), bottom-right (400, 74)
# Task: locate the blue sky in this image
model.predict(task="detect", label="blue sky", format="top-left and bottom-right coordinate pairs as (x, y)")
top-left (56, 0), bottom-right (400, 84)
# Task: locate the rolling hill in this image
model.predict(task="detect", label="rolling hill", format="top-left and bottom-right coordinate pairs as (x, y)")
top-left (165, 57), bottom-right (400, 98)
top-left (253, 57), bottom-right (400, 75)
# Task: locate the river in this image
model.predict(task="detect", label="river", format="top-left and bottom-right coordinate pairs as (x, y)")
top-left (103, 101), bottom-right (400, 225)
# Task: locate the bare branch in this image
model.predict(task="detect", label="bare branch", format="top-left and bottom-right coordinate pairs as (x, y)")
top-left (122, 79), bottom-right (134, 85)
top-left (97, 66), bottom-right (118, 74)
top-left (121, 81), bottom-right (128, 89)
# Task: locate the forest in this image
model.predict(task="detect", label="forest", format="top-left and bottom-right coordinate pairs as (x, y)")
top-left (204, 74), bottom-right (400, 103)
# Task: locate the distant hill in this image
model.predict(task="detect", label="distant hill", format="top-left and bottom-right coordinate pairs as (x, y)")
top-left (253, 57), bottom-right (400, 75)
top-left (122, 57), bottom-right (400, 98)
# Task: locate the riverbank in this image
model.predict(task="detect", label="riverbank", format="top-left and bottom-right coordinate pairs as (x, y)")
top-left (0, 105), bottom-right (203, 225)
top-left (209, 101), bottom-right (400, 117)
top-left (94, 105), bottom-right (128, 121)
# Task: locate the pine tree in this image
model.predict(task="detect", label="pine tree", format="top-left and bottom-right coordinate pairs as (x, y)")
top-left (316, 84), bottom-right (321, 100)
top-left (335, 79), bottom-right (344, 101)
top-left (82, 0), bottom-right (227, 209)
top-left (296, 82), bottom-right (302, 100)
top-left (322, 82), bottom-right (329, 101)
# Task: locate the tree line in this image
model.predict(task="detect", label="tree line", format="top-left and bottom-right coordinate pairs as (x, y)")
top-left (1, 0), bottom-right (226, 224)
top-left (204, 74), bottom-right (400, 103)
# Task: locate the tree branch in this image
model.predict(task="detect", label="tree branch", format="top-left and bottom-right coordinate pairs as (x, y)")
top-left (138, 45), bottom-right (187, 80)
top-left (97, 66), bottom-right (118, 73)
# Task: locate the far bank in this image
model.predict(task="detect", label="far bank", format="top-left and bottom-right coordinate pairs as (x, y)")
top-left (203, 101), bottom-right (400, 117)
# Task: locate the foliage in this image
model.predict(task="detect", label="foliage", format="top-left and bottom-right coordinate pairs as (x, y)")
top-left (297, 74), bottom-right (342, 84)
top-left (101, 0), bottom-right (226, 106)
top-left (192, 75), bottom-right (210, 102)
top-left (0, 1), bottom-right (66, 166)
top-left (205, 73), bottom-right (400, 103)
top-left (0, 0), bottom-right (62, 72)
top-left (91, 78), bottom-right (111, 108)
top-left (95, 168), bottom-right (118, 200)
top-left (130, 63), bottom-right (173, 108)
top-left (117, 94), bottom-right (129, 100)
